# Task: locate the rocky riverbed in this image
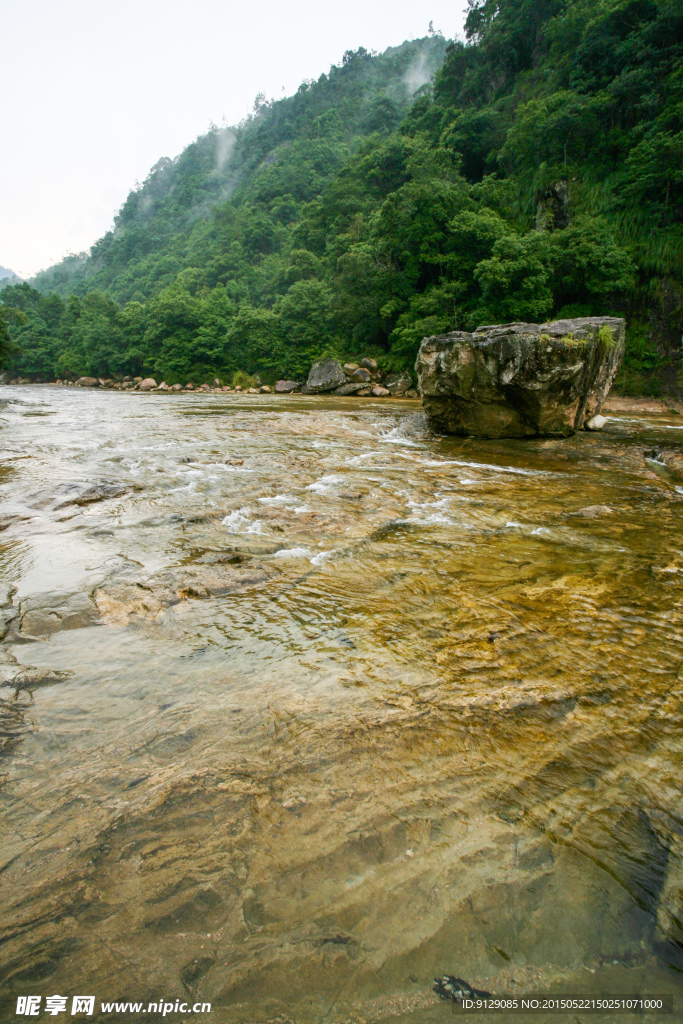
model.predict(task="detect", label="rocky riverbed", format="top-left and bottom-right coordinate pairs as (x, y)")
top-left (1, 385), bottom-right (682, 1022)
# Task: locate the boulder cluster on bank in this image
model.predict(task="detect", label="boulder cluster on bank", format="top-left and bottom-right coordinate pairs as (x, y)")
top-left (0, 358), bottom-right (419, 398)
top-left (299, 357), bottom-right (418, 398)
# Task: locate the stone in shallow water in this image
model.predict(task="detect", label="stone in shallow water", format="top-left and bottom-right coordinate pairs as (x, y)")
top-left (415, 317), bottom-right (625, 438)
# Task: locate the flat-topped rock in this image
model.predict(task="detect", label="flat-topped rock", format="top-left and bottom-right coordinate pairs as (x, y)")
top-left (416, 317), bottom-right (625, 438)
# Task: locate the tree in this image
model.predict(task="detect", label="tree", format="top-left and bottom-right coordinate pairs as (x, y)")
top-left (0, 305), bottom-right (25, 368)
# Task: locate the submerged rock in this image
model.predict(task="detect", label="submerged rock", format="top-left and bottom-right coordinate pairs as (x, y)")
top-left (54, 482), bottom-right (128, 508)
top-left (17, 591), bottom-right (100, 638)
top-left (416, 317), bottom-right (625, 438)
top-left (304, 358), bottom-right (346, 394)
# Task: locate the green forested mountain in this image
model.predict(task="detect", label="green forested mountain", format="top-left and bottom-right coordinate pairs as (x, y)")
top-left (3, 0), bottom-right (682, 392)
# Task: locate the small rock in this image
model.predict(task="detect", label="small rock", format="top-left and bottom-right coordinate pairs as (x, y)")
top-left (247, 387), bottom-right (259, 394)
top-left (171, 383), bottom-right (183, 391)
top-left (585, 414), bottom-right (607, 431)
top-left (357, 387), bottom-right (372, 397)
top-left (139, 378), bottom-right (157, 390)
top-left (334, 383), bottom-right (368, 396)
top-left (75, 376), bottom-right (99, 387)
top-left (184, 383), bottom-right (194, 390)
top-left (275, 380), bottom-right (300, 393)
top-left (572, 505), bottom-right (614, 517)
top-left (234, 385), bottom-right (242, 392)
top-left (359, 357), bottom-right (378, 372)
top-left (157, 382), bottom-right (170, 391)
top-left (259, 385), bottom-right (271, 393)
top-left (282, 795), bottom-right (307, 810)
top-left (371, 385), bottom-right (390, 397)
top-left (343, 363), bottom-right (359, 375)
top-left (405, 388), bottom-right (419, 398)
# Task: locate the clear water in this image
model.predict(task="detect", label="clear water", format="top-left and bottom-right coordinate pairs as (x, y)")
top-left (1, 386), bottom-right (682, 1022)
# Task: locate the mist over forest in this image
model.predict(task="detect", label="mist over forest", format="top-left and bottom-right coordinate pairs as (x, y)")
top-left (2, 0), bottom-right (682, 393)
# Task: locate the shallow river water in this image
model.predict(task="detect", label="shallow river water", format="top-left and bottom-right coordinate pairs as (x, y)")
top-left (1, 386), bottom-right (682, 1023)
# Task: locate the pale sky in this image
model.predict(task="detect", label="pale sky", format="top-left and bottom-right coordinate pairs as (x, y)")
top-left (1, 0), bottom-right (466, 280)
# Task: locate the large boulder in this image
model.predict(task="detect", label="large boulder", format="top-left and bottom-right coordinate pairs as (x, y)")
top-left (75, 376), bottom-right (99, 387)
top-left (303, 358), bottom-right (345, 394)
top-left (416, 317), bottom-right (625, 438)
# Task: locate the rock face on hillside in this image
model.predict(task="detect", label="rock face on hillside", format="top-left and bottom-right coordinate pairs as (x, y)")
top-left (416, 317), bottom-right (625, 438)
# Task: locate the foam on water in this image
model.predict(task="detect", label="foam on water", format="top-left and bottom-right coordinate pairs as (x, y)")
top-left (258, 494), bottom-right (295, 505)
top-left (222, 507), bottom-right (263, 534)
top-left (306, 474), bottom-right (345, 493)
top-left (273, 547), bottom-right (313, 558)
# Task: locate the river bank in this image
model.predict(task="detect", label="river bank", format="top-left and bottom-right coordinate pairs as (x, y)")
top-left (1, 385), bottom-right (682, 1022)
top-left (2, 380), bottom-right (681, 415)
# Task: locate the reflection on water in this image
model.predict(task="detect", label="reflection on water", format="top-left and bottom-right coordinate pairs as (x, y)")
top-left (0, 386), bottom-right (682, 1022)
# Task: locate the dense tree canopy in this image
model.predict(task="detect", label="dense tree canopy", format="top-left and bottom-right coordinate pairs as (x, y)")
top-left (3, 4), bottom-right (681, 393)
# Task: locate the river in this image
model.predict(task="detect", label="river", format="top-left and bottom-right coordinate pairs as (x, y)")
top-left (1, 385), bottom-right (682, 1022)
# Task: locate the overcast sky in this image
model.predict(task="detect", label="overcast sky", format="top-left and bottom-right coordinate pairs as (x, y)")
top-left (1, 0), bottom-right (466, 279)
